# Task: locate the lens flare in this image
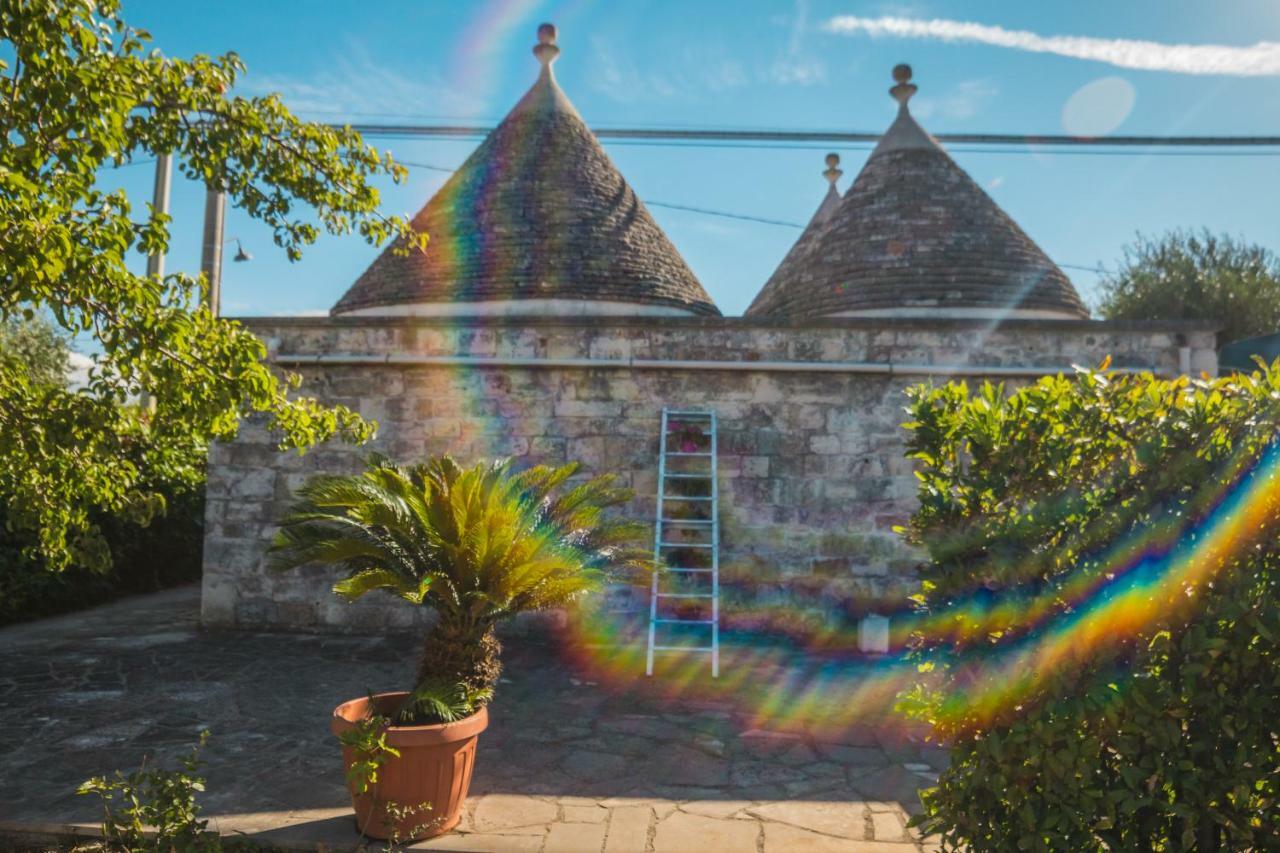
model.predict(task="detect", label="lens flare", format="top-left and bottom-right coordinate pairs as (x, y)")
top-left (558, 436), bottom-right (1280, 744)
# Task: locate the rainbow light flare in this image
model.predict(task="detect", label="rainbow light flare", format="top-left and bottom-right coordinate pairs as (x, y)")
top-left (558, 434), bottom-right (1280, 743)
top-left (446, 0), bottom-right (593, 114)
top-left (382, 9), bottom-right (1276, 746)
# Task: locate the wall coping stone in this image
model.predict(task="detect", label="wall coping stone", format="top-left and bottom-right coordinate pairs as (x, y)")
top-left (231, 315), bottom-right (1220, 334)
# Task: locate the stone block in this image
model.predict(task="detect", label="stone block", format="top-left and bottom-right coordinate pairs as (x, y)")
top-left (553, 399), bottom-right (623, 418)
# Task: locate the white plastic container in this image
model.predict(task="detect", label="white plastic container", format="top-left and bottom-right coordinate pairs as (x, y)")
top-left (858, 614), bottom-right (891, 654)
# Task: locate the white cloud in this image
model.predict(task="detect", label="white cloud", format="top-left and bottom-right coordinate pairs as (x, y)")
top-left (241, 42), bottom-right (484, 120)
top-left (823, 15), bottom-right (1280, 76)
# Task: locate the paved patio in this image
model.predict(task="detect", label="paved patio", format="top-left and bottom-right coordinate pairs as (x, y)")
top-left (0, 586), bottom-right (942, 851)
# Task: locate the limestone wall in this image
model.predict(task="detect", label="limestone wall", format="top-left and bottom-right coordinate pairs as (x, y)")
top-left (201, 316), bottom-right (1216, 632)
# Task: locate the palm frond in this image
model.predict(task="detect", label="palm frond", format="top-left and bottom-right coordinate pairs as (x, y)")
top-left (273, 453), bottom-right (647, 630)
top-left (332, 568), bottom-right (423, 602)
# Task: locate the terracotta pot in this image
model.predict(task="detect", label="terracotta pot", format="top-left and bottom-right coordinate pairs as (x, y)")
top-left (331, 692), bottom-right (488, 841)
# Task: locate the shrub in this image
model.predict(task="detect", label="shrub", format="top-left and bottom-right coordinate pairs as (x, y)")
top-left (0, 481), bottom-right (204, 626)
top-left (77, 732), bottom-right (220, 852)
top-left (899, 363), bottom-right (1280, 850)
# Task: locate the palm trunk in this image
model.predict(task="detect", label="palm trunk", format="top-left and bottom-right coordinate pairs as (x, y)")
top-left (415, 618), bottom-right (502, 699)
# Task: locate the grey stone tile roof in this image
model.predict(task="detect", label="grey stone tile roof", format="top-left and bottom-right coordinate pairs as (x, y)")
top-left (748, 153), bottom-right (846, 324)
top-left (333, 27), bottom-right (718, 317)
top-left (747, 68), bottom-right (1088, 321)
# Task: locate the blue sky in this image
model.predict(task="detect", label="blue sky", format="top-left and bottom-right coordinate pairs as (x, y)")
top-left (111, 0), bottom-right (1280, 318)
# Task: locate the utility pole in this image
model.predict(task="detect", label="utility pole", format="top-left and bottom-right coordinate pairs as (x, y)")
top-left (139, 154), bottom-right (172, 413)
top-left (146, 154), bottom-right (172, 279)
top-left (200, 188), bottom-right (226, 316)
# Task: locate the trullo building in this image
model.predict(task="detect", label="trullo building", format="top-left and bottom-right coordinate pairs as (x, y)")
top-left (202, 26), bottom-right (1216, 632)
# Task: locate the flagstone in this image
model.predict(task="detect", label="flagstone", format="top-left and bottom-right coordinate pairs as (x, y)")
top-left (652, 811), bottom-right (760, 853)
top-left (603, 806), bottom-right (652, 853)
top-left (678, 799), bottom-right (755, 819)
top-left (471, 795), bottom-right (558, 833)
top-left (870, 810), bottom-right (906, 841)
top-left (763, 824), bottom-right (867, 852)
top-left (411, 831), bottom-right (545, 852)
top-left (561, 804), bottom-right (609, 823)
top-left (748, 800), bottom-right (869, 839)
top-left (544, 820), bottom-right (608, 853)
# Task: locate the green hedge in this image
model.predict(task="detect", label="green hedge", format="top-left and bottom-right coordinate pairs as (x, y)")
top-left (0, 481), bottom-right (204, 626)
top-left (900, 365), bottom-right (1280, 850)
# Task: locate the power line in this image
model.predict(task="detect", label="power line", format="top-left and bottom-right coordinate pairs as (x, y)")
top-left (397, 160), bottom-right (455, 173)
top-left (596, 140), bottom-right (1280, 157)
top-left (394, 159), bottom-right (1109, 274)
top-left (341, 122), bottom-right (1280, 148)
top-left (398, 160), bottom-right (806, 227)
top-left (646, 201), bottom-right (804, 229)
top-left (1059, 263), bottom-right (1110, 275)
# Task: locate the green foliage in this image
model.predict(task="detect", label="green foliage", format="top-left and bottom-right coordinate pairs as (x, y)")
top-left (1096, 229), bottom-right (1280, 345)
top-left (270, 454), bottom-right (649, 706)
top-left (0, 0), bottom-right (425, 571)
top-left (0, 314), bottom-right (70, 386)
top-left (337, 712), bottom-right (400, 797)
top-left (0, 479), bottom-right (204, 626)
top-left (336, 710), bottom-right (436, 847)
top-left (394, 680), bottom-right (493, 725)
top-left (900, 364), bottom-right (1280, 850)
top-left (77, 731), bottom-right (220, 852)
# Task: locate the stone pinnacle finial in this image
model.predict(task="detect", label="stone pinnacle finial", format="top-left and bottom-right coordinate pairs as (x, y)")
top-left (534, 23), bottom-right (560, 68)
top-left (890, 63), bottom-right (917, 108)
top-left (823, 152), bottom-right (842, 186)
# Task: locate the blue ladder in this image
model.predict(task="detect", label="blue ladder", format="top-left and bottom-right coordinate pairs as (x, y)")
top-left (646, 408), bottom-right (719, 678)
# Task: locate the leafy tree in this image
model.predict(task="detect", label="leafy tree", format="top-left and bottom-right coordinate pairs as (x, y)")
top-left (1096, 229), bottom-right (1280, 345)
top-left (0, 314), bottom-right (70, 386)
top-left (0, 1), bottom-right (424, 570)
top-left (900, 366), bottom-right (1280, 850)
top-left (269, 455), bottom-right (649, 716)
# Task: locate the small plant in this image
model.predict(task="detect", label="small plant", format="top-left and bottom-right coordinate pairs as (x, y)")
top-left (336, 712), bottom-right (399, 798)
top-left (77, 731), bottom-right (221, 852)
top-left (338, 710), bottom-right (437, 849)
top-left (669, 420), bottom-right (707, 453)
top-left (394, 680), bottom-right (493, 726)
top-left (270, 454), bottom-right (649, 715)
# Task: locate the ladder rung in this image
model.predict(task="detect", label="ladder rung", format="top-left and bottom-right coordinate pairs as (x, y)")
top-left (661, 518), bottom-right (713, 525)
top-left (665, 410), bottom-right (713, 417)
top-left (666, 567), bottom-right (714, 573)
top-left (656, 593), bottom-right (714, 599)
top-left (659, 542), bottom-right (713, 549)
top-left (654, 618), bottom-right (716, 624)
top-left (663, 473), bottom-right (711, 479)
top-left (666, 452), bottom-right (713, 457)
top-left (652, 645), bottom-right (714, 652)
top-left (662, 496), bottom-right (713, 502)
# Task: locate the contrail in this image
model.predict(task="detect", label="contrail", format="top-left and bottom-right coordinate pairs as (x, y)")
top-left (823, 16), bottom-right (1280, 76)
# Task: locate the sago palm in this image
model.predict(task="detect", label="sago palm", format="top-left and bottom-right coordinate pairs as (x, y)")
top-left (269, 454), bottom-right (648, 706)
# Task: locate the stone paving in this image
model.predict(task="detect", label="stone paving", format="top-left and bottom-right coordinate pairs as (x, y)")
top-left (0, 586), bottom-right (942, 851)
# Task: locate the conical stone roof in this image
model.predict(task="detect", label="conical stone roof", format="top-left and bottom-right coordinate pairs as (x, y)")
top-left (747, 153), bottom-right (845, 322)
top-left (333, 24), bottom-right (718, 317)
top-left (747, 66), bottom-right (1087, 321)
